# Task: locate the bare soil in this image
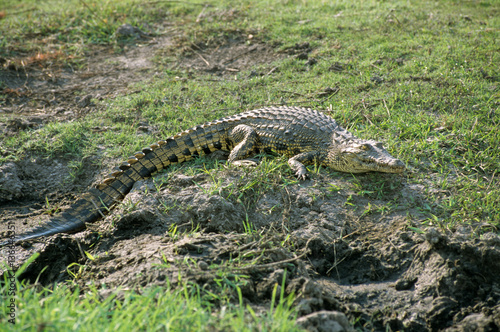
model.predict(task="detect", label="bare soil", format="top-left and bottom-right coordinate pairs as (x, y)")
top-left (1, 32), bottom-right (499, 331)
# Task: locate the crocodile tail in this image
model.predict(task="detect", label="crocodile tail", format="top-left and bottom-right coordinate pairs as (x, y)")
top-left (1, 123), bottom-right (230, 246)
top-left (0, 193), bottom-right (102, 246)
top-left (1, 142), bottom-right (166, 246)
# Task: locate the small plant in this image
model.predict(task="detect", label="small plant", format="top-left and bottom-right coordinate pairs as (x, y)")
top-left (242, 214), bottom-right (256, 235)
top-left (42, 196), bottom-right (60, 215)
top-left (345, 194), bottom-right (355, 207)
top-left (158, 198), bottom-right (179, 214)
top-left (119, 199), bottom-right (139, 214)
top-left (66, 262), bottom-right (86, 281)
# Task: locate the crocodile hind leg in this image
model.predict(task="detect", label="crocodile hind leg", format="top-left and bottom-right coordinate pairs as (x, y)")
top-left (228, 124), bottom-right (259, 165)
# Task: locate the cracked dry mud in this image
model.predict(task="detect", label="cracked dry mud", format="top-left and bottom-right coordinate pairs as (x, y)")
top-left (1, 33), bottom-right (499, 331)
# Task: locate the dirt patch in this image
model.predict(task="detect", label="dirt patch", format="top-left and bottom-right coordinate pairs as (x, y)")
top-left (1, 30), bottom-right (499, 331)
top-left (2, 166), bottom-right (500, 331)
top-left (0, 30), bottom-right (278, 137)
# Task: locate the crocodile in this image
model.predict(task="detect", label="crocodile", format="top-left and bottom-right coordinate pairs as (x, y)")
top-left (1, 106), bottom-right (405, 246)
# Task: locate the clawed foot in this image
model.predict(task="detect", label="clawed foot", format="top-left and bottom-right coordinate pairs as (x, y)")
top-left (295, 170), bottom-right (309, 181)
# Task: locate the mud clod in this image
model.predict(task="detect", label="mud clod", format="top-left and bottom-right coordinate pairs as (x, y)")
top-left (0, 162), bottom-right (23, 201)
top-left (296, 310), bottom-right (355, 332)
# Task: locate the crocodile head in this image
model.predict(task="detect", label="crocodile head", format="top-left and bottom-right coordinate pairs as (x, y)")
top-left (327, 140), bottom-right (405, 174)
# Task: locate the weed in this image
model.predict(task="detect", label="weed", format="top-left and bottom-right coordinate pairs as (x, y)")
top-left (242, 214), bottom-right (257, 235)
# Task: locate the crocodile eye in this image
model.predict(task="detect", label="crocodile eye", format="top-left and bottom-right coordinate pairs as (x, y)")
top-left (360, 144), bottom-right (369, 151)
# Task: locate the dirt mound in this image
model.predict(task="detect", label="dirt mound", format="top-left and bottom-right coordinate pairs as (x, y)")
top-left (3, 167), bottom-right (499, 331)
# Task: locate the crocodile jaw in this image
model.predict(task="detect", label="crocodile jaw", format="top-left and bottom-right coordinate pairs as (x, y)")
top-left (327, 140), bottom-right (406, 174)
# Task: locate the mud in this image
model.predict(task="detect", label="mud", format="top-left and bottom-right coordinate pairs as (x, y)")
top-left (1, 26), bottom-right (499, 332)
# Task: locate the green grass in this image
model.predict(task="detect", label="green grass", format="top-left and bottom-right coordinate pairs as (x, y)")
top-left (1, 0), bottom-right (499, 329)
top-left (2, 270), bottom-right (299, 332)
top-left (0, 0), bottom-right (171, 58)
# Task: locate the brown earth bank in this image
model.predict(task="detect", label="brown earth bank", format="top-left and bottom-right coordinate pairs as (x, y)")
top-left (1, 29), bottom-right (499, 332)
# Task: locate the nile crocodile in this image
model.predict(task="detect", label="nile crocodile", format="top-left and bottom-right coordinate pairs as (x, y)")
top-left (1, 106), bottom-right (405, 246)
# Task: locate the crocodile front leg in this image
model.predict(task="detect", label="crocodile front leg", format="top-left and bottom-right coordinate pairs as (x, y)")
top-left (288, 151), bottom-right (323, 180)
